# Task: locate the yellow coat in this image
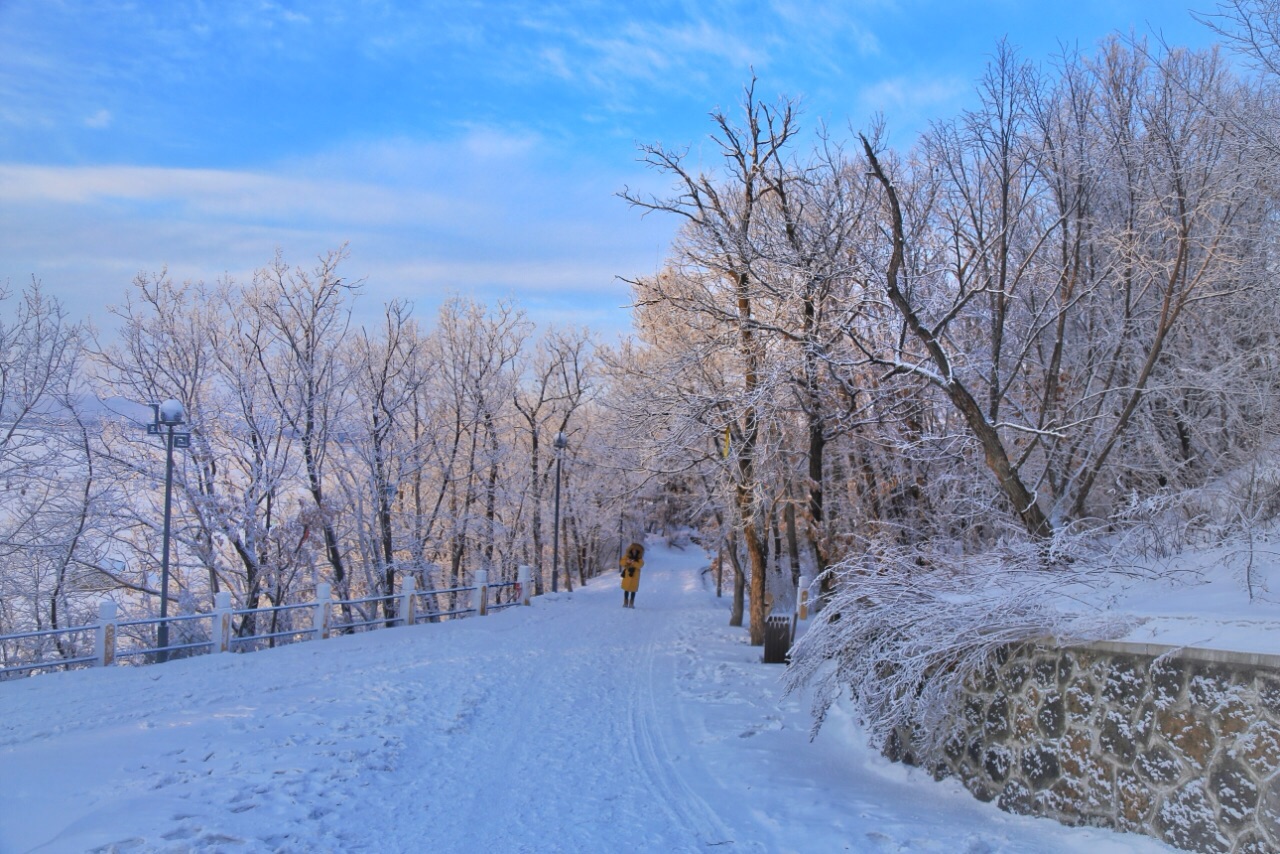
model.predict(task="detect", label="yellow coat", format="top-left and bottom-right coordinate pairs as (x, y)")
top-left (620, 556), bottom-right (644, 593)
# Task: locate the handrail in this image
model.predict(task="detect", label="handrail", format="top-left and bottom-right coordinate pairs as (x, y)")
top-left (1, 571), bottom-right (529, 681)
top-left (0, 625), bottom-right (94, 643)
top-left (118, 612), bottom-right (211, 629)
top-left (235, 601), bottom-right (314, 617)
top-left (2, 655), bottom-right (98, 675)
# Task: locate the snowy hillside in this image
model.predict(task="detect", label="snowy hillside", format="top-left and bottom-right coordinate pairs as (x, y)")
top-left (1, 541), bottom-right (1179, 853)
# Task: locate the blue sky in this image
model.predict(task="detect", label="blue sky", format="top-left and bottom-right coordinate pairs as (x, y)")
top-left (0, 1), bottom-right (1219, 338)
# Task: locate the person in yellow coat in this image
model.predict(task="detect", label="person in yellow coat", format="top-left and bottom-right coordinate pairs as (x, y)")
top-left (620, 542), bottom-right (644, 608)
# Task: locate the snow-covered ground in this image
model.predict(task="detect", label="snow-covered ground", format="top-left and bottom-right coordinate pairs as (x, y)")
top-left (1072, 540), bottom-right (1280, 656)
top-left (1, 540), bottom-right (1181, 853)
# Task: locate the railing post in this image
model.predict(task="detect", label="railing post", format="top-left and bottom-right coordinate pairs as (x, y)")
top-left (797, 575), bottom-right (811, 621)
top-left (313, 583), bottom-right (331, 640)
top-left (474, 570), bottom-right (488, 616)
top-left (211, 591), bottom-right (232, 654)
top-left (95, 600), bottom-right (117, 667)
top-left (400, 575), bottom-right (416, 627)
top-left (517, 565), bottom-right (531, 606)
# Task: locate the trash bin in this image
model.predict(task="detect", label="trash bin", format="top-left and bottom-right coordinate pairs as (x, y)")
top-left (762, 613), bottom-right (793, 664)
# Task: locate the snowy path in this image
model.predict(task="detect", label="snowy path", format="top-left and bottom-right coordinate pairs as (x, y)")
top-left (0, 540), bottom-right (1177, 853)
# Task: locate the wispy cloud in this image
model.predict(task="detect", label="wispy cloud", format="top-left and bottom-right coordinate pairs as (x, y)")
top-left (856, 73), bottom-right (971, 129)
top-left (0, 124), bottom-right (673, 336)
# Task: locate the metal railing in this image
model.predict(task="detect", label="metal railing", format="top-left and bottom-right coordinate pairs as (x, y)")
top-left (0, 566), bottom-right (533, 681)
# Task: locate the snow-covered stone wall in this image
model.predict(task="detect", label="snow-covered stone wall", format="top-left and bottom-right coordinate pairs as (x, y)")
top-left (886, 641), bottom-right (1280, 853)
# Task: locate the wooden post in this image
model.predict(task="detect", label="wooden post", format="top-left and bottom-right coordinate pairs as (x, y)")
top-left (797, 574), bottom-right (811, 621)
top-left (313, 583), bottom-right (331, 640)
top-left (211, 591), bottom-right (232, 653)
top-left (400, 575), bottom-right (417, 627)
top-left (474, 570), bottom-right (488, 616)
top-left (95, 600), bottom-right (117, 667)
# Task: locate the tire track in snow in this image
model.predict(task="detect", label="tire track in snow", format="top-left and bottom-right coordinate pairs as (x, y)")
top-left (624, 562), bottom-right (737, 848)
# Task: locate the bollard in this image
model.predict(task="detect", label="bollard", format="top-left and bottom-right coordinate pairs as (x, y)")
top-left (474, 570), bottom-right (489, 616)
top-left (797, 574), bottom-right (811, 621)
top-left (517, 565), bottom-right (531, 606)
top-left (400, 575), bottom-right (417, 627)
top-left (211, 591), bottom-right (232, 653)
top-left (313, 583), bottom-right (331, 640)
top-left (95, 600), bottom-right (117, 667)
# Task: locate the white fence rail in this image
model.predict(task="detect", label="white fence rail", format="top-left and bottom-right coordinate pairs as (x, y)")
top-left (0, 565), bottom-right (533, 681)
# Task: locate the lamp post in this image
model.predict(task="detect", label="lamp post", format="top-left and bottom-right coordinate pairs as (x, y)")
top-left (147, 399), bottom-right (190, 662)
top-left (551, 431), bottom-right (568, 593)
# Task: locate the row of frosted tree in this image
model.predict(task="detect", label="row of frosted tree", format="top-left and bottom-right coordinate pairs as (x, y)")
top-left (611, 29), bottom-right (1280, 653)
top-left (0, 252), bottom-right (657, 648)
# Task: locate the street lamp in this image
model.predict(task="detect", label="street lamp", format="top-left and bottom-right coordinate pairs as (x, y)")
top-left (147, 398), bottom-right (190, 662)
top-left (551, 431), bottom-right (568, 593)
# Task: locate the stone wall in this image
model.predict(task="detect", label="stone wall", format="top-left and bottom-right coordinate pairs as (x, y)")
top-left (886, 641), bottom-right (1280, 853)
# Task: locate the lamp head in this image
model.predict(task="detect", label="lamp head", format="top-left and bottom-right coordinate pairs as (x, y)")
top-left (554, 431), bottom-right (568, 451)
top-left (158, 398), bottom-right (185, 426)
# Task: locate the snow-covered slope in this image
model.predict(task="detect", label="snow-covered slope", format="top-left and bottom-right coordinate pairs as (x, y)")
top-left (0, 540), bottom-right (1177, 853)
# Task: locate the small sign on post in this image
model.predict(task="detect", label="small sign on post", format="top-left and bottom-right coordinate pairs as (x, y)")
top-left (797, 575), bottom-right (811, 621)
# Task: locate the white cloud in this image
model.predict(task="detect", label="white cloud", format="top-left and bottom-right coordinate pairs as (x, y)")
top-left (83, 109), bottom-right (112, 129)
top-left (857, 74), bottom-right (970, 118)
top-left (0, 126), bottom-right (675, 339)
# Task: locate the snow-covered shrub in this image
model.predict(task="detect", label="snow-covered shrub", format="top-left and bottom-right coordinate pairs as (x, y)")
top-left (785, 534), bottom-right (1138, 760)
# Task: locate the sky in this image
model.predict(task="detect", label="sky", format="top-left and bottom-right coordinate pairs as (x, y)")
top-left (0, 1), bottom-right (1223, 339)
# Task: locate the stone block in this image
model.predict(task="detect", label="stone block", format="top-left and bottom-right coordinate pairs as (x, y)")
top-left (1044, 775), bottom-right (1089, 823)
top-left (1159, 708), bottom-right (1216, 771)
top-left (984, 745), bottom-right (1012, 784)
top-left (1033, 656), bottom-right (1058, 688)
top-left (1059, 728), bottom-right (1094, 777)
top-left (1188, 665), bottom-right (1236, 711)
top-left (1102, 656), bottom-right (1146, 706)
top-left (999, 780), bottom-right (1033, 815)
top-left (1157, 781), bottom-right (1232, 854)
top-left (1038, 690), bottom-right (1066, 739)
top-left (1101, 708), bottom-right (1139, 765)
top-left (985, 692), bottom-right (1010, 741)
top-left (1232, 721), bottom-right (1280, 777)
top-left (1151, 658), bottom-right (1187, 709)
top-left (1259, 774), bottom-right (1280, 846)
top-left (1234, 830), bottom-right (1274, 854)
top-left (963, 695), bottom-right (985, 729)
top-left (967, 734), bottom-right (983, 766)
top-left (1136, 744), bottom-right (1182, 785)
top-left (1117, 767), bottom-right (1153, 829)
top-left (1214, 693), bottom-right (1253, 739)
top-left (1056, 654), bottom-right (1074, 686)
top-left (1258, 674), bottom-right (1280, 717)
top-left (1065, 677), bottom-right (1097, 722)
top-left (1005, 659), bottom-right (1030, 691)
top-left (1209, 758), bottom-right (1260, 829)
top-left (1013, 703), bottom-right (1037, 742)
top-left (1021, 744), bottom-right (1062, 791)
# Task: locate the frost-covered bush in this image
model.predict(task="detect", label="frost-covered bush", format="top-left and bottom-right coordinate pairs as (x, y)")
top-left (785, 535), bottom-right (1138, 759)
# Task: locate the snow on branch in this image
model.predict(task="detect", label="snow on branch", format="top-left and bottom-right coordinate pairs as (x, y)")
top-left (784, 534), bottom-right (1139, 760)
